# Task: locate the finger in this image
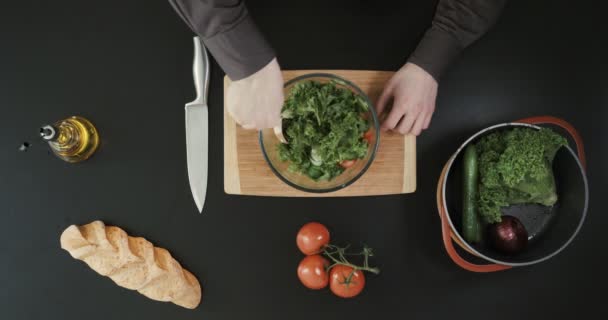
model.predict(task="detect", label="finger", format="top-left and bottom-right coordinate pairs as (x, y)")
top-left (381, 106), bottom-right (405, 132)
top-left (241, 123), bottom-right (256, 130)
top-left (231, 115), bottom-right (245, 127)
top-left (228, 108), bottom-right (245, 126)
top-left (267, 113), bottom-right (282, 129)
top-left (396, 109), bottom-right (418, 135)
top-left (423, 112), bottom-right (433, 129)
top-left (264, 94), bottom-right (284, 129)
top-left (375, 81), bottom-right (395, 116)
top-left (259, 120), bottom-right (276, 130)
top-left (255, 113), bottom-right (278, 130)
top-left (235, 117), bottom-right (254, 129)
top-left (410, 113), bottom-right (426, 136)
top-left (381, 92), bottom-right (408, 131)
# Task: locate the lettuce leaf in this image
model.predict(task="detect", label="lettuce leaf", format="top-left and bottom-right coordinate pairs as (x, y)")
top-left (277, 80), bottom-right (370, 181)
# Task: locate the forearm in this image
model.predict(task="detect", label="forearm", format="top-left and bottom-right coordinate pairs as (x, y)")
top-left (408, 0), bottom-right (507, 80)
top-left (169, 0), bottom-right (275, 80)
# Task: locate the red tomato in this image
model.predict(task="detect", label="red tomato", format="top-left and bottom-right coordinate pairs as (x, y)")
top-left (339, 160), bottom-right (356, 169)
top-left (297, 255), bottom-right (330, 290)
top-left (329, 265), bottom-right (365, 298)
top-left (363, 130), bottom-right (373, 143)
top-left (296, 222), bottom-right (330, 255)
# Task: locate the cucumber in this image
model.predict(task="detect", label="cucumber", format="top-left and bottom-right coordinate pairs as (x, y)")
top-left (462, 144), bottom-right (482, 243)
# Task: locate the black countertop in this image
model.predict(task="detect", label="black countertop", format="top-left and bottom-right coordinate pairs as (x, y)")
top-left (1, 0), bottom-right (606, 319)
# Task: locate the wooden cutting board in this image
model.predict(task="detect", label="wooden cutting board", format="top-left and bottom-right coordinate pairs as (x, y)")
top-left (224, 70), bottom-right (416, 197)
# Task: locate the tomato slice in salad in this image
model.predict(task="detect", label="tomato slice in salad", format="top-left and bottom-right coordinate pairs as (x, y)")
top-left (363, 129), bottom-right (373, 143)
top-left (339, 160), bottom-right (356, 169)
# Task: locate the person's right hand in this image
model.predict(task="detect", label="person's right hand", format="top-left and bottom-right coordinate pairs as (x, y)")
top-left (226, 58), bottom-right (284, 130)
top-left (376, 62), bottom-right (438, 136)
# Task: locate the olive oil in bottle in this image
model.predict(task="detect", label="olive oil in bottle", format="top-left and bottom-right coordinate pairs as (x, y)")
top-left (40, 116), bottom-right (99, 163)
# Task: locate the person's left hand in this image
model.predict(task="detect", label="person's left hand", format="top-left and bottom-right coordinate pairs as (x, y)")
top-left (376, 62), bottom-right (438, 136)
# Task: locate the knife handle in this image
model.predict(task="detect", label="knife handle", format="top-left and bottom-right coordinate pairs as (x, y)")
top-left (192, 37), bottom-right (210, 105)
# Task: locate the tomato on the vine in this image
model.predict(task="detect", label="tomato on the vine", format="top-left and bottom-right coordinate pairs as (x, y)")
top-left (329, 265), bottom-right (366, 298)
top-left (296, 222), bottom-right (330, 255)
top-left (297, 255), bottom-right (330, 290)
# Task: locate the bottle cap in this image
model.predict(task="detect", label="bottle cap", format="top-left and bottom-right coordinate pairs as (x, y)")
top-left (40, 125), bottom-right (57, 141)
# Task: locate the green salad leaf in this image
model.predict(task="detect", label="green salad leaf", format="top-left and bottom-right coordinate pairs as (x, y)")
top-left (277, 80), bottom-right (370, 181)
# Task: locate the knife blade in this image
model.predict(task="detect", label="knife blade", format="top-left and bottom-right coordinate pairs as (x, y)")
top-left (185, 37), bottom-right (209, 213)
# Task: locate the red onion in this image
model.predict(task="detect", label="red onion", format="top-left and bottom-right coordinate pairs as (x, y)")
top-left (489, 216), bottom-right (528, 254)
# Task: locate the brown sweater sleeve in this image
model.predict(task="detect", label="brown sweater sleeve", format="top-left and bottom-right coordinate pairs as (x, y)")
top-left (408, 0), bottom-right (507, 80)
top-left (168, 0), bottom-right (275, 81)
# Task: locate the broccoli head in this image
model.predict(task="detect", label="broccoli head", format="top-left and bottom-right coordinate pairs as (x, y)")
top-left (476, 128), bottom-right (567, 223)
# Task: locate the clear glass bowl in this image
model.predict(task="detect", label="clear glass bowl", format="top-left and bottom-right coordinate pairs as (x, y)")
top-left (259, 73), bottom-right (380, 193)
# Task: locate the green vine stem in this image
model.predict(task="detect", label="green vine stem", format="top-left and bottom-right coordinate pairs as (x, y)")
top-left (322, 244), bottom-right (380, 275)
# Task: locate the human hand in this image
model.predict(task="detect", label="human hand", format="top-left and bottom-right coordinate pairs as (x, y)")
top-left (227, 58), bottom-right (284, 130)
top-left (376, 62), bottom-right (438, 136)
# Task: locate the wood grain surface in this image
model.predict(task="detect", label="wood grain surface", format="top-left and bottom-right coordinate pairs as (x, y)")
top-left (224, 70), bottom-right (416, 197)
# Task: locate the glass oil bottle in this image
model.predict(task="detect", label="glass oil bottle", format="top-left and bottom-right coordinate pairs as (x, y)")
top-left (40, 116), bottom-right (100, 163)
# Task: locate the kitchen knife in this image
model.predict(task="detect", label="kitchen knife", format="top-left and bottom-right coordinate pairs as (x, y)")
top-left (185, 37), bottom-right (209, 213)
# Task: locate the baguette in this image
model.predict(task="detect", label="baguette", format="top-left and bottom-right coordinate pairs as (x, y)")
top-left (60, 221), bottom-right (201, 309)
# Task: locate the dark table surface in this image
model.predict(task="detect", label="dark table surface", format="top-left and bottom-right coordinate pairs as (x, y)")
top-left (1, 0), bottom-right (607, 319)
